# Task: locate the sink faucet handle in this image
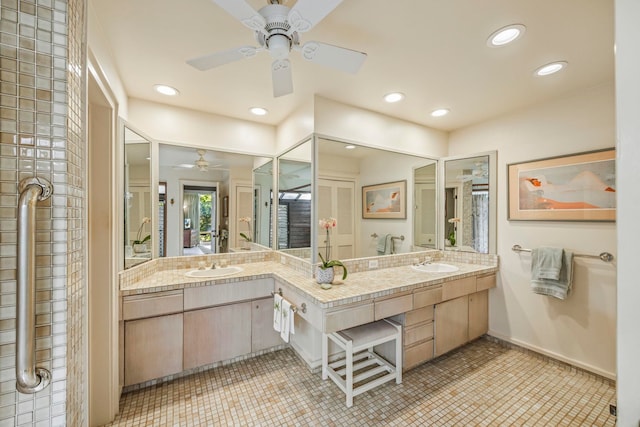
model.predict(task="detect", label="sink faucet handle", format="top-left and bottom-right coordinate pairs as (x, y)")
top-left (211, 262), bottom-right (217, 269)
top-left (423, 256), bottom-right (433, 264)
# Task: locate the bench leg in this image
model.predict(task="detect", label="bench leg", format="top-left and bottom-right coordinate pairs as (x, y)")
top-left (322, 333), bottom-right (328, 380)
top-left (346, 339), bottom-right (353, 408)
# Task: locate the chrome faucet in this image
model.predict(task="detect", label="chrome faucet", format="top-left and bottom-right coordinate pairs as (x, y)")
top-left (210, 262), bottom-right (217, 269)
top-left (420, 256), bottom-right (433, 265)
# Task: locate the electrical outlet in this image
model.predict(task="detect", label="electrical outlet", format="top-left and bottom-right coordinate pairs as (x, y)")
top-left (280, 257), bottom-right (286, 265)
top-left (368, 260), bottom-right (379, 269)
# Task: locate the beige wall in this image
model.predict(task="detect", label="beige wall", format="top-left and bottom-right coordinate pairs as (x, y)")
top-left (449, 82), bottom-right (617, 378)
top-left (127, 98), bottom-right (276, 157)
top-left (314, 96), bottom-right (449, 158)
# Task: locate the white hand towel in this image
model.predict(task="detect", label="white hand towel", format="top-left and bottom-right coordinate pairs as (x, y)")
top-left (280, 299), bottom-right (293, 343)
top-left (273, 294), bottom-right (282, 332)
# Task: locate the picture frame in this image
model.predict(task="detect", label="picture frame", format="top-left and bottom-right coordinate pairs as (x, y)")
top-left (362, 180), bottom-right (407, 219)
top-left (507, 148), bottom-right (616, 221)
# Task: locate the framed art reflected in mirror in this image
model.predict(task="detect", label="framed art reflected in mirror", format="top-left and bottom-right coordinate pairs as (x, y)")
top-left (362, 180), bottom-right (407, 219)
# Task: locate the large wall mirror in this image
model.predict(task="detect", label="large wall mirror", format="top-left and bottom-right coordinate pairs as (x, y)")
top-left (124, 126), bottom-right (152, 269)
top-left (157, 143), bottom-right (272, 257)
top-left (442, 152), bottom-right (497, 254)
top-left (277, 138), bottom-right (312, 260)
top-left (317, 136), bottom-right (437, 261)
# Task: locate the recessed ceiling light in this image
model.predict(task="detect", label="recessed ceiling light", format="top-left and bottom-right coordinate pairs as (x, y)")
top-left (384, 92), bottom-right (405, 103)
top-left (249, 107), bottom-right (268, 116)
top-left (535, 61), bottom-right (568, 76)
top-left (154, 84), bottom-right (179, 96)
top-left (487, 24), bottom-right (526, 47)
top-left (177, 163), bottom-right (195, 169)
top-left (344, 145), bottom-right (356, 150)
top-left (431, 108), bottom-right (450, 117)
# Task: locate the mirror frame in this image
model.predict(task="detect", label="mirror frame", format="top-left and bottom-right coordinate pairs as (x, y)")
top-left (438, 150), bottom-right (497, 254)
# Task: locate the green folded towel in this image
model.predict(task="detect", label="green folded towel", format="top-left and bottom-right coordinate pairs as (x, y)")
top-left (532, 247), bottom-right (564, 280)
top-left (531, 249), bottom-right (574, 300)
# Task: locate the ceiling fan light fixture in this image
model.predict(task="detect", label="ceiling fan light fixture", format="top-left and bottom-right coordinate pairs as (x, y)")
top-left (487, 24), bottom-right (526, 47)
top-left (384, 92), bottom-right (405, 103)
top-left (153, 84), bottom-right (179, 96)
top-left (431, 108), bottom-right (450, 117)
top-left (535, 61), bottom-right (568, 76)
top-left (249, 107), bottom-right (268, 116)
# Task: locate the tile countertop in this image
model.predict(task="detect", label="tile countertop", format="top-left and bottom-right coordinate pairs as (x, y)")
top-left (120, 261), bottom-right (498, 309)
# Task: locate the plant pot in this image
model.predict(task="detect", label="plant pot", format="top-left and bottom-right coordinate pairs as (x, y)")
top-left (133, 243), bottom-right (147, 253)
top-left (316, 266), bottom-right (334, 284)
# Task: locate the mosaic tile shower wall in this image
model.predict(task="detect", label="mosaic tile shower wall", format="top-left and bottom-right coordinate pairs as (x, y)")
top-left (0, 0), bottom-right (86, 425)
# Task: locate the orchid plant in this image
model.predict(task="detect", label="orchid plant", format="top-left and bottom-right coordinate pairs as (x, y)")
top-left (133, 217), bottom-right (151, 245)
top-left (239, 216), bottom-right (252, 242)
top-left (318, 217), bottom-right (347, 280)
top-left (447, 217), bottom-right (460, 246)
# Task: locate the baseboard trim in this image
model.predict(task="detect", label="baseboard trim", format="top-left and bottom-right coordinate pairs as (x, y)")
top-left (487, 330), bottom-right (616, 382)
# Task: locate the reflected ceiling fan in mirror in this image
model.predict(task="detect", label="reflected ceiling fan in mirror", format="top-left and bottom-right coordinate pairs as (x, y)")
top-left (186, 0), bottom-right (367, 97)
top-left (172, 149), bottom-right (226, 172)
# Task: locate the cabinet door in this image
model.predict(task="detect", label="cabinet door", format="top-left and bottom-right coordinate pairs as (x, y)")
top-left (252, 297), bottom-right (283, 352)
top-left (434, 296), bottom-right (469, 357)
top-left (468, 290), bottom-right (489, 341)
top-left (124, 313), bottom-right (183, 386)
top-left (183, 302), bottom-right (252, 370)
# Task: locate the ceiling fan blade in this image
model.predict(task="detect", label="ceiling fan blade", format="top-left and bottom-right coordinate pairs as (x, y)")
top-left (298, 41), bottom-right (367, 74)
top-left (187, 46), bottom-right (258, 71)
top-left (287, 0), bottom-right (342, 33)
top-left (272, 59), bottom-right (293, 98)
top-left (211, 0), bottom-right (266, 34)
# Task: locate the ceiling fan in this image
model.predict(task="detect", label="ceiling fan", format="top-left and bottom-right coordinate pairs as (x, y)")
top-left (186, 0), bottom-right (367, 97)
top-left (173, 149), bottom-right (226, 172)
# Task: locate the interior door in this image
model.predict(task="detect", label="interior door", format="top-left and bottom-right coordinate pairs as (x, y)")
top-left (318, 179), bottom-right (355, 260)
top-left (415, 183), bottom-right (436, 247)
top-left (235, 185), bottom-right (253, 248)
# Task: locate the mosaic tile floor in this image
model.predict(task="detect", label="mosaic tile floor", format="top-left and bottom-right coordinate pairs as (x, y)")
top-left (106, 338), bottom-right (616, 426)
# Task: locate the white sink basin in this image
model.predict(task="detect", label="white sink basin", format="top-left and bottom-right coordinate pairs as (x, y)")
top-left (411, 263), bottom-right (459, 273)
top-left (185, 266), bottom-right (243, 278)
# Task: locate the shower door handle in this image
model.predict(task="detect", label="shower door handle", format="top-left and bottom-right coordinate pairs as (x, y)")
top-left (16, 177), bottom-right (53, 393)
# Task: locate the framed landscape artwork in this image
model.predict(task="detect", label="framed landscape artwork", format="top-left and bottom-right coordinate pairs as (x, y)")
top-left (507, 148), bottom-right (616, 221)
top-left (362, 180), bottom-right (407, 219)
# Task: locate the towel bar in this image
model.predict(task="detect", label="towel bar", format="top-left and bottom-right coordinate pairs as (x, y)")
top-left (370, 233), bottom-right (405, 241)
top-left (271, 288), bottom-right (307, 313)
top-left (512, 244), bottom-right (614, 263)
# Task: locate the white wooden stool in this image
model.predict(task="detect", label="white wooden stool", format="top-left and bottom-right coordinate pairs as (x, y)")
top-left (322, 319), bottom-right (402, 407)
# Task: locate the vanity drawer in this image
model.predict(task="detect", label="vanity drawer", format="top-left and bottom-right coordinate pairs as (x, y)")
top-left (404, 339), bottom-right (434, 370)
top-left (184, 278), bottom-right (273, 310)
top-left (122, 290), bottom-right (183, 320)
top-left (324, 303), bottom-right (374, 333)
top-left (374, 293), bottom-right (413, 320)
top-left (413, 287), bottom-right (442, 308)
top-left (404, 322), bottom-right (434, 346)
top-left (442, 277), bottom-right (476, 301)
top-left (476, 274), bottom-right (497, 292)
top-left (405, 306), bottom-right (434, 326)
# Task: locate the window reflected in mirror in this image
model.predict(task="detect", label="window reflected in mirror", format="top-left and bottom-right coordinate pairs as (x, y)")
top-left (277, 139), bottom-right (312, 260)
top-left (444, 155), bottom-right (491, 253)
top-left (157, 143), bottom-right (272, 256)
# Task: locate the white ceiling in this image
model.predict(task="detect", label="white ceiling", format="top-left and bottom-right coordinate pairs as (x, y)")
top-left (90, 0), bottom-right (614, 132)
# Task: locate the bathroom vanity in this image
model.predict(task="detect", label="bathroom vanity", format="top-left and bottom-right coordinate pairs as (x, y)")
top-left (119, 251), bottom-right (497, 388)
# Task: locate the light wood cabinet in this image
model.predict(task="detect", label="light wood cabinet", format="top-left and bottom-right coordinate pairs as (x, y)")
top-left (434, 295), bottom-right (469, 357)
top-left (183, 302), bottom-right (252, 370)
top-left (124, 313), bottom-right (183, 386)
top-left (252, 297), bottom-right (282, 352)
top-left (468, 290), bottom-right (489, 341)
